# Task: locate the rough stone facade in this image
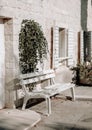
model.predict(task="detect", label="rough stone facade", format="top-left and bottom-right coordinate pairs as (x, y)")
top-left (0, 0), bottom-right (81, 108)
top-left (87, 0), bottom-right (92, 30)
top-left (81, 0), bottom-right (92, 31)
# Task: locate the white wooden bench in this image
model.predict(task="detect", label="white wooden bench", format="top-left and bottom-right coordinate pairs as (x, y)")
top-left (19, 69), bottom-right (75, 116)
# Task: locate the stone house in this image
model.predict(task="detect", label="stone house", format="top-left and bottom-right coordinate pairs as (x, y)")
top-left (0, 0), bottom-right (92, 109)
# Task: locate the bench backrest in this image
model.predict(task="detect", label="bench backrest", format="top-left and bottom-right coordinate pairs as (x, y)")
top-left (19, 69), bottom-right (55, 86)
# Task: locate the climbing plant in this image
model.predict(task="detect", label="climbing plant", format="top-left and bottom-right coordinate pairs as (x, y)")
top-left (19, 19), bottom-right (48, 74)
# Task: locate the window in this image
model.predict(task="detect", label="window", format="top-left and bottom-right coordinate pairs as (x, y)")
top-left (51, 26), bottom-right (74, 69)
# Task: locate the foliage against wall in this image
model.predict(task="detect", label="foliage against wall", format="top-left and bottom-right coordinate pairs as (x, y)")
top-left (19, 20), bottom-right (48, 74)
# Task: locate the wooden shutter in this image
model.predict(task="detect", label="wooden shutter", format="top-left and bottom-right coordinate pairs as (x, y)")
top-left (80, 31), bottom-right (92, 63)
top-left (80, 31), bottom-right (84, 63)
top-left (53, 26), bottom-right (59, 69)
top-left (90, 32), bottom-right (92, 62)
top-left (84, 31), bottom-right (92, 61)
top-left (67, 29), bottom-right (74, 66)
top-left (78, 32), bottom-right (80, 63)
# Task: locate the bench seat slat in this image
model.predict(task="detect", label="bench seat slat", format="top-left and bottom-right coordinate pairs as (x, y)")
top-left (43, 83), bottom-right (74, 96)
top-left (44, 83), bottom-right (74, 90)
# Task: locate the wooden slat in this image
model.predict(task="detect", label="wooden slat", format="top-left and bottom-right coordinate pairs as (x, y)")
top-left (91, 32), bottom-right (92, 59)
top-left (43, 83), bottom-right (74, 96)
top-left (53, 26), bottom-right (59, 69)
top-left (80, 31), bottom-right (84, 63)
top-left (50, 27), bottom-right (53, 69)
top-left (68, 29), bottom-right (74, 66)
top-left (19, 69), bottom-right (54, 79)
top-left (20, 73), bottom-right (55, 85)
top-left (78, 32), bottom-right (80, 63)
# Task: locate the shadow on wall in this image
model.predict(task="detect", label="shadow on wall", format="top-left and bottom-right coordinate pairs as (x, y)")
top-left (81, 0), bottom-right (88, 31)
top-left (5, 54), bottom-right (23, 108)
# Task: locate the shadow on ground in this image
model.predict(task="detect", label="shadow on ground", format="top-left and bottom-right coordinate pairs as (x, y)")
top-left (46, 122), bottom-right (91, 130)
top-left (0, 118), bottom-right (27, 130)
top-left (45, 112), bottom-right (92, 130)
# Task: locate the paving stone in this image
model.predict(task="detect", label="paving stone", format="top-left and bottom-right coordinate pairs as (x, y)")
top-left (0, 109), bottom-right (41, 130)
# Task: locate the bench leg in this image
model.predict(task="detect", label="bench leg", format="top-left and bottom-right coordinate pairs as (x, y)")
top-left (22, 97), bottom-right (29, 110)
top-left (46, 97), bottom-right (51, 116)
top-left (71, 87), bottom-right (75, 101)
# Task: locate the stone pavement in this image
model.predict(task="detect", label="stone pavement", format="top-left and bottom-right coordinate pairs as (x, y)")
top-left (30, 86), bottom-right (92, 130)
top-left (30, 100), bottom-right (92, 130)
top-left (0, 86), bottom-right (92, 130)
top-left (0, 109), bottom-right (41, 130)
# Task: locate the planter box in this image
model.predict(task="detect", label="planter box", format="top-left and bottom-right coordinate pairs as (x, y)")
top-left (79, 78), bottom-right (92, 86)
top-left (79, 69), bottom-right (92, 86)
top-left (71, 62), bottom-right (92, 86)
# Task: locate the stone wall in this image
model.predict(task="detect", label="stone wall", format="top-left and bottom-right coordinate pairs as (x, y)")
top-left (0, 0), bottom-right (81, 108)
top-left (0, 19), bottom-right (5, 109)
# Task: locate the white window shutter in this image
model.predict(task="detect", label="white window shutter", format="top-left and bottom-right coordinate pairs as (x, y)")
top-left (80, 31), bottom-right (84, 63)
top-left (67, 29), bottom-right (74, 66)
top-left (53, 26), bottom-right (59, 69)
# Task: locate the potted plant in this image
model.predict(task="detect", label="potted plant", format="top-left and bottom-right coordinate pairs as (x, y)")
top-left (71, 61), bottom-right (92, 86)
top-left (19, 19), bottom-right (48, 74)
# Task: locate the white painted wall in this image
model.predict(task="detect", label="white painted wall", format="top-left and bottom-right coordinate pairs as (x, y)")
top-left (0, 0), bottom-right (81, 108)
top-left (0, 19), bottom-right (5, 109)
